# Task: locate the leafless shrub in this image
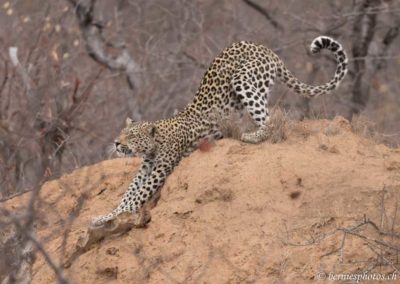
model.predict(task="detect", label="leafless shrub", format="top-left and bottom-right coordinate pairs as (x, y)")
top-left (282, 186), bottom-right (400, 277)
top-left (217, 111), bottom-right (255, 140)
top-left (215, 108), bottom-right (288, 143)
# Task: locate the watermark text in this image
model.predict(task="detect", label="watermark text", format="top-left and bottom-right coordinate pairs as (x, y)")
top-left (317, 271), bottom-right (398, 282)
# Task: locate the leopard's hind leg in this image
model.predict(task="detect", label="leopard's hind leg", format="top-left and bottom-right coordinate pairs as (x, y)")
top-left (232, 60), bottom-right (275, 143)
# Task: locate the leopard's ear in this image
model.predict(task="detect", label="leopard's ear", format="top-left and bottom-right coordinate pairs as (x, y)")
top-left (125, 117), bottom-right (134, 125)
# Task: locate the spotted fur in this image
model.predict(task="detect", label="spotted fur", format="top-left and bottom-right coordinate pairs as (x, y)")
top-left (92, 36), bottom-right (348, 226)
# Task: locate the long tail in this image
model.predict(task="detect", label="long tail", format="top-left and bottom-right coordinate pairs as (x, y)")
top-left (276, 36), bottom-right (348, 98)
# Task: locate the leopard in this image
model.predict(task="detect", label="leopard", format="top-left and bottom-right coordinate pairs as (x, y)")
top-left (92, 36), bottom-right (348, 226)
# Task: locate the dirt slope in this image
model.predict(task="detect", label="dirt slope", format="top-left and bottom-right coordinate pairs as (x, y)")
top-left (4, 117), bottom-right (400, 283)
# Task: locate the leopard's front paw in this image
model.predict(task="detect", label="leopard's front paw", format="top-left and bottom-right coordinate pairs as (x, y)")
top-left (91, 214), bottom-right (115, 227)
top-left (91, 217), bottom-right (105, 227)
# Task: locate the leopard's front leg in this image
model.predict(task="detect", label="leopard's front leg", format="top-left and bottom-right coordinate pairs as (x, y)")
top-left (91, 157), bottom-right (154, 226)
top-left (128, 159), bottom-right (174, 218)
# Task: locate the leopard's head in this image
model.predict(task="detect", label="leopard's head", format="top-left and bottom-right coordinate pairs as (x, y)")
top-left (115, 118), bottom-right (158, 157)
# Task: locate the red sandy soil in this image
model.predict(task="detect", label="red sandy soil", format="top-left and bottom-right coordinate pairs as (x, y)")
top-left (4, 117), bottom-right (400, 283)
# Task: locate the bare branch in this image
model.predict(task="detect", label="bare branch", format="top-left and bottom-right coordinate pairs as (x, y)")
top-left (350, 0), bottom-right (381, 115)
top-left (0, 57), bottom-right (8, 98)
top-left (373, 18), bottom-right (400, 71)
top-left (67, 0), bottom-right (140, 89)
top-left (0, 189), bottom-right (32, 203)
top-left (26, 231), bottom-right (69, 284)
top-left (242, 0), bottom-right (284, 31)
top-left (8, 47), bottom-right (35, 97)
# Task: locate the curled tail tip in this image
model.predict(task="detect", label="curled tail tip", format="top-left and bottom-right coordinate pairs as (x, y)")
top-left (310, 36), bottom-right (343, 54)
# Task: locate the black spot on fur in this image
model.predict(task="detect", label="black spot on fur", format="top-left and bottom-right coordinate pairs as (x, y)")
top-left (330, 42), bottom-right (339, 52)
top-left (321, 37), bottom-right (330, 48)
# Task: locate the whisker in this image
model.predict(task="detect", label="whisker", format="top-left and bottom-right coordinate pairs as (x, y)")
top-left (106, 143), bottom-right (116, 159)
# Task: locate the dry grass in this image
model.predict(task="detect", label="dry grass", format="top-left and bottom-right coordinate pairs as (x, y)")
top-left (351, 114), bottom-right (381, 143)
top-left (267, 108), bottom-right (289, 143)
top-left (216, 107), bottom-right (289, 143)
top-left (211, 108), bottom-right (392, 147)
top-left (217, 112), bottom-right (252, 140)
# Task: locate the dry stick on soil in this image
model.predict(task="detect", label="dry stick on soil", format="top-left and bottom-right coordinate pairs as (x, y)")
top-left (340, 228), bottom-right (400, 271)
top-left (63, 213), bottom-right (149, 269)
top-left (395, 209), bottom-right (400, 270)
top-left (380, 185), bottom-right (387, 230)
top-left (319, 229), bottom-right (348, 262)
top-left (64, 191), bottom-right (162, 269)
top-left (320, 215), bottom-right (400, 269)
top-left (391, 201), bottom-right (399, 239)
top-left (380, 191), bottom-right (387, 270)
top-left (366, 243), bottom-right (400, 274)
top-left (280, 221), bottom-right (332, 247)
